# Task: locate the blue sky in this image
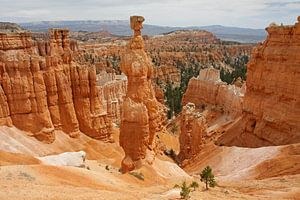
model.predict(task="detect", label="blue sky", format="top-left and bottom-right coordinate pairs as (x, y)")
top-left (0, 0), bottom-right (299, 28)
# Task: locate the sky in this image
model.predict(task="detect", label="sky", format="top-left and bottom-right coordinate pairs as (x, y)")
top-left (0, 0), bottom-right (299, 28)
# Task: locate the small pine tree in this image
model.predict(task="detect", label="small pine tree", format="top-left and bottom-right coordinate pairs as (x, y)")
top-left (180, 181), bottom-right (191, 199)
top-left (200, 166), bottom-right (216, 190)
top-left (190, 181), bottom-right (199, 191)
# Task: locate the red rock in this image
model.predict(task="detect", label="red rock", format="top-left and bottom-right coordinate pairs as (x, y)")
top-left (154, 65), bottom-right (180, 85)
top-left (0, 32), bottom-right (33, 50)
top-left (98, 70), bottom-right (127, 124)
top-left (146, 31), bottom-right (253, 86)
top-left (0, 28), bottom-right (113, 143)
top-left (217, 17), bottom-right (300, 147)
top-left (178, 103), bottom-right (207, 161)
top-left (119, 16), bottom-right (165, 172)
top-left (183, 67), bottom-right (244, 118)
top-left (153, 83), bottom-right (165, 104)
top-left (71, 65), bottom-right (113, 141)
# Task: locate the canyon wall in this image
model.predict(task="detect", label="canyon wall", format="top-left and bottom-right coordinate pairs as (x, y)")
top-left (0, 29), bottom-right (113, 143)
top-left (119, 16), bottom-right (165, 172)
top-left (183, 67), bottom-right (245, 118)
top-left (217, 17), bottom-right (300, 147)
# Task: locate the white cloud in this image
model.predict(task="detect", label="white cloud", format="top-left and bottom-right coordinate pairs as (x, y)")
top-left (15, 9), bottom-right (51, 17)
top-left (0, 0), bottom-right (298, 28)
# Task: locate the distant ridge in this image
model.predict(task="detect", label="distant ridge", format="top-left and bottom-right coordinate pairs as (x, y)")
top-left (19, 20), bottom-right (266, 43)
top-left (0, 22), bottom-right (27, 33)
top-left (194, 25), bottom-right (266, 43)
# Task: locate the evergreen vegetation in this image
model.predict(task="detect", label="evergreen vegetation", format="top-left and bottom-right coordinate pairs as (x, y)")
top-left (180, 181), bottom-right (191, 199)
top-left (164, 63), bottom-right (201, 119)
top-left (164, 148), bottom-right (179, 163)
top-left (200, 166), bottom-right (216, 190)
top-left (174, 181), bottom-right (200, 199)
top-left (190, 181), bottom-right (199, 191)
top-left (220, 53), bottom-right (249, 84)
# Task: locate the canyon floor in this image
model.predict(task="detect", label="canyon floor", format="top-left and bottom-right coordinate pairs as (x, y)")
top-left (0, 126), bottom-right (299, 200)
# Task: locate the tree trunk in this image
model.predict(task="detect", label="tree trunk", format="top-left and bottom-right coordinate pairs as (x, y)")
top-left (206, 180), bottom-right (208, 190)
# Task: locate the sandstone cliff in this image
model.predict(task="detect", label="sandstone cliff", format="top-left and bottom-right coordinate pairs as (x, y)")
top-left (0, 29), bottom-right (113, 143)
top-left (119, 16), bottom-right (164, 172)
top-left (217, 17), bottom-right (300, 147)
top-left (183, 67), bottom-right (245, 118)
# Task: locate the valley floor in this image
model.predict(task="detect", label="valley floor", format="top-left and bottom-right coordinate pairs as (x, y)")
top-left (0, 126), bottom-right (299, 200)
top-left (1, 163), bottom-right (299, 200)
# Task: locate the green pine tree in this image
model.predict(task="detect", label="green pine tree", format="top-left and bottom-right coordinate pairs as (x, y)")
top-left (180, 181), bottom-right (191, 199)
top-left (190, 181), bottom-right (199, 191)
top-left (200, 166), bottom-right (216, 190)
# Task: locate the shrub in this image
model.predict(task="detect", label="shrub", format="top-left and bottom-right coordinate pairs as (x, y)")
top-left (200, 166), bottom-right (216, 190)
top-left (164, 148), bottom-right (180, 164)
top-left (190, 181), bottom-right (199, 191)
top-left (180, 181), bottom-right (191, 199)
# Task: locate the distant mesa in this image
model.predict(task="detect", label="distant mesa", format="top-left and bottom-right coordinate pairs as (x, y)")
top-left (0, 22), bottom-right (27, 33)
top-left (18, 20), bottom-right (267, 43)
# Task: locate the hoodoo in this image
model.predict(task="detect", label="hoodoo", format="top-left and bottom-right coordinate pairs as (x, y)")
top-left (119, 16), bottom-right (164, 172)
top-left (178, 103), bottom-right (208, 161)
top-left (0, 29), bottom-right (113, 143)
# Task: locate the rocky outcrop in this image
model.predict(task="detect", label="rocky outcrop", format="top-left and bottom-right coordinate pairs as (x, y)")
top-left (0, 32), bottom-right (56, 142)
top-left (154, 65), bottom-right (180, 85)
top-left (98, 71), bottom-right (127, 123)
top-left (0, 32), bottom-right (33, 50)
top-left (119, 16), bottom-right (164, 172)
top-left (0, 29), bottom-right (113, 143)
top-left (178, 103), bottom-right (207, 161)
top-left (217, 17), bottom-right (300, 147)
top-left (183, 67), bottom-right (245, 118)
top-left (70, 64), bottom-right (112, 141)
top-left (153, 83), bottom-right (165, 104)
top-left (0, 22), bottom-right (27, 33)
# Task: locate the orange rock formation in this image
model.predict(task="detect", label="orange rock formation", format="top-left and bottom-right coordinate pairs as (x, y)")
top-left (98, 71), bottom-right (127, 123)
top-left (146, 31), bottom-right (253, 86)
top-left (0, 29), bottom-right (113, 143)
top-left (154, 65), bottom-right (180, 86)
top-left (218, 17), bottom-right (300, 147)
top-left (178, 103), bottom-right (207, 161)
top-left (119, 16), bottom-right (164, 172)
top-left (183, 67), bottom-right (245, 118)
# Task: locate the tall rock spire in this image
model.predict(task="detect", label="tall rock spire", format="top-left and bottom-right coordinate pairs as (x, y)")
top-left (119, 16), bottom-right (164, 172)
